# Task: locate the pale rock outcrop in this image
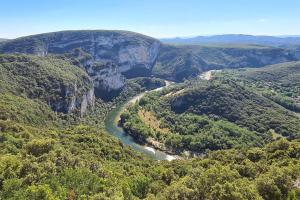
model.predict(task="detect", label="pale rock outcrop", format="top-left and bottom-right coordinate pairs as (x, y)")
top-left (0, 30), bottom-right (161, 98)
top-left (51, 83), bottom-right (94, 115)
top-left (80, 88), bottom-right (95, 116)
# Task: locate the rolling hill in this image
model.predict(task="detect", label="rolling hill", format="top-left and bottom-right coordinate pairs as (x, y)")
top-left (218, 61), bottom-right (300, 112)
top-left (152, 44), bottom-right (298, 81)
top-left (0, 30), bottom-right (298, 86)
top-left (161, 34), bottom-right (300, 47)
top-left (0, 30), bottom-right (300, 199)
top-left (121, 79), bottom-right (300, 154)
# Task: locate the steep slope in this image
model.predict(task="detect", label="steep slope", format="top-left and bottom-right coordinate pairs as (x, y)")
top-left (0, 93), bottom-right (56, 126)
top-left (234, 61), bottom-right (300, 96)
top-left (0, 30), bottom-right (161, 98)
top-left (0, 60), bottom-right (299, 199)
top-left (170, 81), bottom-right (300, 138)
top-left (220, 61), bottom-right (300, 112)
top-left (1, 30), bottom-right (298, 88)
top-left (1, 32), bottom-right (300, 200)
top-left (153, 44), bottom-right (298, 81)
top-left (121, 79), bottom-right (300, 154)
top-left (0, 54), bottom-right (94, 115)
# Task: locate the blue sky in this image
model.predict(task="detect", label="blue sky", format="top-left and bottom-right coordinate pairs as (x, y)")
top-left (1, 0), bottom-right (300, 38)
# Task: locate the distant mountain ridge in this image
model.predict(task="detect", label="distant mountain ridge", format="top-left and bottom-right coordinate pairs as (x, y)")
top-left (0, 30), bottom-right (299, 94)
top-left (161, 34), bottom-right (300, 47)
top-left (0, 30), bottom-right (161, 99)
top-left (1, 30), bottom-right (300, 199)
top-left (153, 44), bottom-right (298, 81)
top-left (0, 38), bottom-right (8, 42)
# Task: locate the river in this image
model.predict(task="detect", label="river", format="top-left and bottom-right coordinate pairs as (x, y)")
top-left (104, 81), bottom-right (177, 161)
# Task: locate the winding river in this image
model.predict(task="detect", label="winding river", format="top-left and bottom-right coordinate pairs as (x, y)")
top-left (105, 71), bottom-right (216, 161)
top-left (104, 81), bottom-right (177, 161)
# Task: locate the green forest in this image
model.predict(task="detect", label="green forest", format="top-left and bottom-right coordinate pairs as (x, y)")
top-left (121, 77), bottom-right (300, 154)
top-left (0, 40), bottom-right (300, 199)
top-left (215, 61), bottom-right (300, 112)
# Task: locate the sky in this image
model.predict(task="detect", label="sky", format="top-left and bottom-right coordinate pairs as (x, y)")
top-left (1, 0), bottom-right (300, 39)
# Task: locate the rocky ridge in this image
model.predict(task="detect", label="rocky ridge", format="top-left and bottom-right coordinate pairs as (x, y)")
top-left (0, 30), bottom-right (161, 100)
top-left (0, 30), bottom-right (299, 103)
top-left (0, 54), bottom-right (94, 116)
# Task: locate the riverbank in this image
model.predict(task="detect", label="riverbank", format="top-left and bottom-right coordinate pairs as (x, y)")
top-left (104, 80), bottom-right (181, 161)
top-left (116, 70), bottom-right (221, 160)
top-left (105, 71), bottom-right (218, 161)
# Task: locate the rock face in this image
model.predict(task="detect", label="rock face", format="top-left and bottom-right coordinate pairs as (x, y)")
top-left (80, 87), bottom-right (95, 117)
top-left (52, 83), bottom-right (95, 116)
top-left (1, 30), bottom-right (299, 92)
top-left (86, 62), bottom-right (126, 100)
top-left (0, 30), bottom-right (161, 98)
top-left (0, 54), bottom-right (94, 116)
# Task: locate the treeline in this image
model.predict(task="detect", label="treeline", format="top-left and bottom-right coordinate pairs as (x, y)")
top-left (262, 91), bottom-right (300, 113)
top-left (121, 104), bottom-right (269, 154)
top-left (1, 119), bottom-right (300, 200)
top-left (1, 53), bottom-right (300, 199)
top-left (218, 61), bottom-right (300, 113)
top-left (121, 79), bottom-right (300, 155)
top-left (169, 80), bottom-right (300, 139)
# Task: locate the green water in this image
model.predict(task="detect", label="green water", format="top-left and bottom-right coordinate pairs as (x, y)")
top-left (104, 89), bottom-right (175, 161)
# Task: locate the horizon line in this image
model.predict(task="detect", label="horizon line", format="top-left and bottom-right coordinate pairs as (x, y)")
top-left (1, 29), bottom-right (300, 40)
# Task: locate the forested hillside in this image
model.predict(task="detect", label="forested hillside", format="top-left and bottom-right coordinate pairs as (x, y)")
top-left (169, 80), bottom-right (300, 139)
top-left (0, 31), bottom-right (298, 85)
top-left (121, 78), bottom-right (300, 154)
top-left (152, 44), bottom-right (297, 81)
top-left (0, 30), bottom-right (300, 200)
top-left (217, 61), bottom-right (300, 112)
top-left (0, 54), bottom-right (94, 115)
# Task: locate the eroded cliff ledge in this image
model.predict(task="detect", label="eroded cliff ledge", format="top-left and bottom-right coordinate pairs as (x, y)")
top-left (0, 30), bottom-right (161, 99)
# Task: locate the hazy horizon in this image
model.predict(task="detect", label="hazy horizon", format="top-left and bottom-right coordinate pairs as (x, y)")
top-left (2, 30), bottom-right (300, 40)
top-left (1, 0), bottom-right (300, 39)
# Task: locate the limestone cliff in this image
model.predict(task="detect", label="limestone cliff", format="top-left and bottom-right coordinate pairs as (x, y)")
top-left (0, 30), bottom-right (161, 98)
top-left (1, 30), bottom-right (299, 93)
top-left (52, 82), bottom-right (95, 116)
top-left (0, 54), bottom-right (94, 115)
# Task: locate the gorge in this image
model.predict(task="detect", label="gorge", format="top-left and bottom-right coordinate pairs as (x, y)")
top-left (1, 30), bottom-right (300, 199)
